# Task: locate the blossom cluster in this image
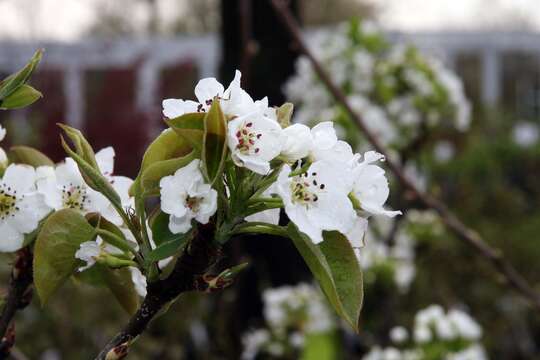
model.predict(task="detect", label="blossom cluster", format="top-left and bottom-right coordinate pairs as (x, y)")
top-left (162, 70), bottom-right (401, 247)
top-left (363, 304), bottom-right (487, 360)
top-left (285, 20), bottom-right (471, 152)
top-left (241, 283), bottom-right (335, 360)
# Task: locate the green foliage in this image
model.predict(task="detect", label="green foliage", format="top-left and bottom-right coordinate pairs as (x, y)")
top-left (276, 102), bottom-right (294, 128)
top-left (301, 332), bottom-right (341, 360)
top-left (130, 128), bottom-right (193, 198)
top-left (0, 49), bottom-right (43, 110)
top-left (165, 112), bottom-right (205, 151)
top-left (288, 224), bottom-right (363, 332)
top-left (33, 209), bottom-right (96, 305)
top-left (9, 145), bottom-right (54, 167)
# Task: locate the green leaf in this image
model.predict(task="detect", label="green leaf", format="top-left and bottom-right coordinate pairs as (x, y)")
top-left (202, 99), bottom-right (228, 184)
top-left (276, 102), bottom-right (294, 128)
top-left (9, 145), bottom-right (54, 167)
top-left (165, 112), bottom-right (205, 151)
top-left (287, 223), bottom-right (363, 332)
top-left (145, 236), bottom-right (188, 265)
top-left (0, 49), bottom-right (42, 101)
top-left (33, 209), bottom-right (96, 305)
top-left (100, 265), bottom-right (140, 314)
top-left (0, 85), bottom-right (42, 110)
top-left (140, 150), bottom-right (197, 197)
top-left (73, 264), bottom-right (140, 314)
top-left (149, 211), bottom-right (186, 246)
top-left (130, 128), bottom-right (192, 197)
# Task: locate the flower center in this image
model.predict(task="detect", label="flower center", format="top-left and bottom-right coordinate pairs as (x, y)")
top-left (235, 121), bottom-right (262, 155)
top-left (0, 184), bottom-right (20, 220)
top-left (290, 172), bottom-right (325, 207)
top-left (185, 195), bottom-right (202, 212)
top-left (62, 183), bottom-right (89, 211)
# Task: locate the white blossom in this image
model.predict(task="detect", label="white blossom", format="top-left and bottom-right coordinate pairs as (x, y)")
top-left (280, 123), bottom-right (313, 162)
top-left (227, 112), bottom-right (282, 175)
top-left (159, 159), bottom-right (217, 234)
top-left (75, 240), bottom-right (102, 271)
top-left (389, 326), bottom-right (409, 344)
top-left (352, 152), bottom-right (401, 218)
top-left (276, 160), bottom-right (355, 244)
top-left (245, 183), bottom-right (280, 225)
top-left (512, 121), bottom-right (539, 148)
top-left (36, 147), bottom-right (132, 226)
top-left (0, 164), bottom-right (51, 252)
top-left (310, 122), bottom-right (355, 164)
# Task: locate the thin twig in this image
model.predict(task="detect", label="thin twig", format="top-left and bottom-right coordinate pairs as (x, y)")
top-left (0, 247), bottom-right (33, 359)
top-left (95, 224), bottom-right (220, 360)
top-left (269, 0), bottom-right (540, 311)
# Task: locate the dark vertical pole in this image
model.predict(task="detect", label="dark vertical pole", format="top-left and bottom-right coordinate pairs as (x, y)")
top-left (220, 0), bottom-right (300, 104)
top-left (218, 1), bottom-right (305, 357)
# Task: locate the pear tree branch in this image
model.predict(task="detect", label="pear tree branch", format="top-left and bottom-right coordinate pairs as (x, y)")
top-left (269, 0), bottom-right (540, 311)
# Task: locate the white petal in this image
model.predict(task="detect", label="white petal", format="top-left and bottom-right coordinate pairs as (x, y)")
top-left (112, 176), bottom-right (134, 206)
top-left (280, 123), bottom-right (313, 162)
top-left (11, 193), bottom-right (51, 234)
top-left (36, 177), bottom-right (63, 210)
top-left (311, 122), bottom-right (337, 150)
top-left (129, 267), bottom-right (147, 297)
top-left (195, 78), bottom-right (225, 106)
top-left (245, 208), bottom-right (280, 225)
top-left (168, 214), bottom-right (192, 234)
top-left (194, 189), bottom-right (218, 224)
top-left (56, 158), bottom-right (85, 186)
top-left (162, 98), bottom-right (199, 118)
top-left (95, 147), bottom-right (115, 177)
top-left (0, 222), bottom-right (24, 252)
top-left (0, 125), bottom-right (6, 142)
top-left (2, 164), bottom-right (36, 193)
top-left (345, 217), bottom-right (368, 248)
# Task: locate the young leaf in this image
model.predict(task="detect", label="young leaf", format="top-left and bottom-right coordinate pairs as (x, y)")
top-left (0, 84), bottom-right (42, 110)
top-left (149, 210), bottom-right (187, 246)
top-left (33, 209), bottom-right (96, 305)
top-left (58, 124), bottom-right (99, 170)
top-left (165, 112), bottom-right (205, 151)
top-left (202, 99), bottom-right (227, 184)
top-left (9, 145), bottom-right (54, 167)
top-left (140, 150), bottom-right (197, 197)
top-left (287, 223), bottom-right (364, 332)
top-left (0, 49), bottom-right (43, 101)
top-left (100, 265), bottom-right (141, 314)
top-left (144, 236), bottom-right (188, 265)
top-left (276, 102), bottom-right (294, 128)
top-left (130, 128), bottom-right (192, 197)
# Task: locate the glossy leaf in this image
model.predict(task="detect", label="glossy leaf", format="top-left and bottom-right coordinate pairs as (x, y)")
top-left (0, 49), bottom-right (42, 101)
top-left (140, 150), bottom-right (197, 196)
top-left (145, 236), bottom-right (188, 265)
top-left (9, 145), bottom-right (54, 167)
top-left (0, 85), bottom-right (42, 110)
top-left (149, 210), bottom-right (187, 246)
top-left (165, 112), bottom-right (205, 151)
top-left (33, 209), bottom-right (96, 305)
top-left (100, 266), bottom-right (140, 314)
top-left (287, 223), bottom-right (363, 332)
top-left (130, 128), bottom-right (192, 197)
top-left (202, 99), bottom-right (227, 184)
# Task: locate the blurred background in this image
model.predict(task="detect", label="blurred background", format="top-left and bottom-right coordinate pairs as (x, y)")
top-left (1, 0), bottom-right (540, 359)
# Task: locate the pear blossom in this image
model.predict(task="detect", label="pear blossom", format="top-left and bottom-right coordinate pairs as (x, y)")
top-left (280, 123), bottom-right (313, 162)
top-left (0, 164), bottom-right (51, 252)
top-left (309, 122), bottom-right (355, 164)
top-left (163, 70), bottom-right (268, 119)
top-left (159, 159), bottom-right (217, 234)
top-left (352, 151), bottom-right (401, 218)
top-left (227, 112), bottom-right (282, 175)
top-left (36, 147), bottom-right (133, 226)
top-left (245, 183), bottom-right (280, 225)
top-left (276, 160), bottom-right (356, 244)
top-left (0, 125), bottom-right (7, 169)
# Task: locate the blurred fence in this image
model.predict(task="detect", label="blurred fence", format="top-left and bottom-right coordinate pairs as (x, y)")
top-left (1, 31), bottom-right (540, 174)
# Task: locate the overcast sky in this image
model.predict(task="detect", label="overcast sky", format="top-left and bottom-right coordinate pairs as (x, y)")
top-left (0, 0), bottom-right (539, 41)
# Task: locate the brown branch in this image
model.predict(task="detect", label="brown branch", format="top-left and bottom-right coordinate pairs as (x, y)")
top-left (0, 247), bottom-right (33, 359)
top-left (269, 0), bottom-right (540, 311)
top-left (95, 224), bottom-right (220, 360)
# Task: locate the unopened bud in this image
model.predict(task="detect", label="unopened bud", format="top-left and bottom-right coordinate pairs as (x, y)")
top-left (105, 342), bottom-right (129, 360)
